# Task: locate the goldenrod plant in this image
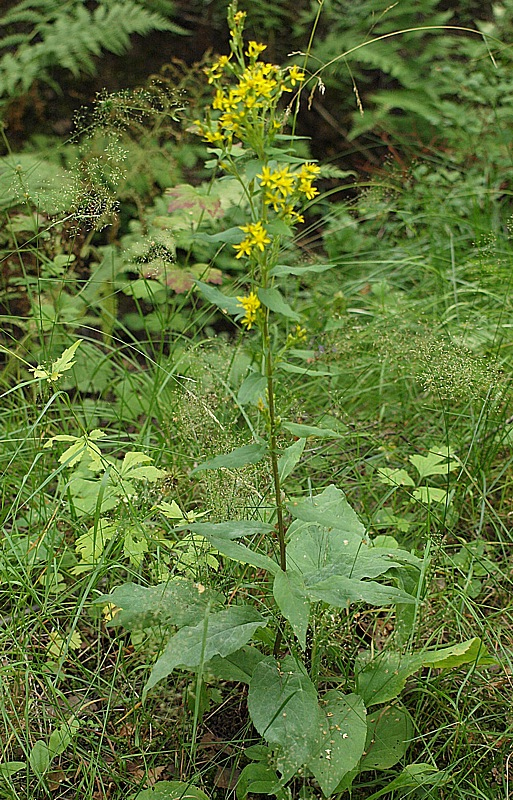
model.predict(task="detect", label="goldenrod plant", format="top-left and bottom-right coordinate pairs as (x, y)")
top-left (93, 8), bottom-right (494, 797)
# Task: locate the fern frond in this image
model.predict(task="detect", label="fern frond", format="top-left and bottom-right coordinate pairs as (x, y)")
top-left (0, 0), bottom-right (187, 101)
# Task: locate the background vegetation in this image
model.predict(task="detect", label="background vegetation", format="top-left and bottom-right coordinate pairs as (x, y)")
top-left (0, 0), bottom-right (512, 798)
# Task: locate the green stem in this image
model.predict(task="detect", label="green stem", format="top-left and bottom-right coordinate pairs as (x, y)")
top-left (263, 310), bottom-right (286, 574)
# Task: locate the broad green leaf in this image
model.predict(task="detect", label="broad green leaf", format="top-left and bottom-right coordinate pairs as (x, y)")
top-left (377, 467), bottom-right (415, 487)
top-left (409, 452), bottom-right (459, 479)
top-left (288, 485), bottom-right (366, 542)
top-left (197, 226), bottom-right (245, 244)
top-left (360, 706), bottom-right (413, 770)
top-left (365, 763), bottom-right (448, 800)
top-left (307, 692), bottom-right (367, 797)
top-left (236, 763), bottom-right (280, 799)
top-left (191, 444), bottom-right (267, 473)
top-left (199, 536), bottom-right (278, 574)
top-left (269, 263), bottom-right (335, 277)
top-left (412, 486), bottom-right (448, 504)
top-left (257, 287), bottom-right (300, 321)
top-left (97, 579), bottom-right (217, 630)
top-left (419, 637), bottom-right (492, 669)
top-left (282, 422), bottom-right (345, 439)
top-left (355, 639), bottom-right (492, 707)
top-left (29, 741), bottom-right (50, 777)
top-left (244, 745), bottom-right (272, 761)
top-left (186, 521), bottom-right (274, 540)
top-left (195, 280), bottom-right (241, 315)
top-left (184, 520), bottom-right (279, 574)
top-left (237, 371), bottom-right (267, 405)
top-left (286, 521), bottom-right (364, 573)
top-left (355, 651), bottom-right (420, 706)
top-left (48, 717), bottom-right (80, 757)
top-left (248, 656), bottom-right (320, 781)
top-left (304, 574), bottom-right (416, 608)
top-left (0, 761), bottom-right (25, 779)
top-left (273, 570), bottom-right (310, 649)
top-left (132, 780), bottom-right (210, 799)
top-left (277, 438), bottom-right (306, 482)
top-left (144, 606), bottom-right (267, 697)
top-left (206, 646), bottom-right (265, 684)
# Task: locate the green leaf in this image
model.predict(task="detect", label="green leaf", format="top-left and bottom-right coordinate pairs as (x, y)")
top-left (365, 763), bottom-right (448, 800)
top-left (47, 717), bottom-right (80, 757)
top-left (191, 444), bottom-right (267, 473)
top-left (29, 741), bottom-right (50, 777)
top-left (118, 451), bottom-right (166, 482)
top-left (409, 452), bottom-right (459, 479)
top-left (237, 371), bottom-right (267, 405)
top-left (195, 281), bottom-right (241, 315)
top-left (273, 570), bottom-right (310, 649)
top-left (355, 639), bottom-right (492, 707)
top-left (277, 438), bottom-right (306, 482)
top-left (131, 781), bottom-right (211, 800)
top-left (269, 263), bottom-right (336, 277)
top-left (360, 706), bottom-right (413, 770)
top-left (377, 467), bottom-right (415, 487)
top-left (35, 339), bottom-right (83, 382)
top-left (304, 574), bottom-right (416, 608)
top-left (197, 226), bottom-right (245, 244)
top-left (412, 486), bottom-right (448, 504)
top-left (288, 485), bottom-right (366, 542)
top-left (248, 656), bottom-right (320, 781)
top-left (97, 579), bottom-right (217, 630)
top-left (257, 287), bottom-right (300, 321)
top-left (355, 651), bottom-right (420, 706)
top-left (282, 422), bottom-right (345, 439)
top-left (419, 637), bottom-right (492, 669)
top-left (185, 521), bottom-right (278, 574)
top-left (307, 692), bottom-right (367, 797)
top-left (0, 761), bottom-right (25, 779)
top-left (236, 763), bottom-right (280, 799)
top-left (144, 606), bottom-right (267, 698)
top-left (206, 646), bottom-right (265, 684)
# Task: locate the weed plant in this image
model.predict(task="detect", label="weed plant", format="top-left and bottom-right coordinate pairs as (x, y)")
top-left (1, 2), bottom-right (513, 800)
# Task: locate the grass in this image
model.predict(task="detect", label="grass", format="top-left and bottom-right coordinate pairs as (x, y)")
top-left (2, 56), bottom-right (513, 800)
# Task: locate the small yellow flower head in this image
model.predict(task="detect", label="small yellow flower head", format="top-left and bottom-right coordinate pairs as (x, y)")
top-left (287, 65), bottom-right (305, 86)
top-left (233, 221), bottom-right (271, 258)
top-left (237, 291), bottom-right (261, 329)
top-left (247, 41), bottom-right (267, 59)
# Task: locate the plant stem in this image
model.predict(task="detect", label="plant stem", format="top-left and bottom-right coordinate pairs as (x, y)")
top-left (263, 311), bottom-right (287, 574)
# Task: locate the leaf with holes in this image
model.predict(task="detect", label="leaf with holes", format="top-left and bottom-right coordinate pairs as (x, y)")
top-left (360, 706), bottom-right (413, 770)
top-left (307, 691), bottom-right (367, 796)
top-left (248, 656), bottom-right (320, 782)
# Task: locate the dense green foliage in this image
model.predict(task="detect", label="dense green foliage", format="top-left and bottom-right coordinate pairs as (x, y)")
top-left (0, 1), bottom-right (512, 799)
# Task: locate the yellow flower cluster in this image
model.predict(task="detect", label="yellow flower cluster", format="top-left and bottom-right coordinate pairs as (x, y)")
top-left (195, 27), bottom-right (305, 152)
top-left (233, 221), bottom-right (271, 259)
top-left (258, 162), bottom-right (321, 223)
top-left (236, 291), bottom-right (261, 328)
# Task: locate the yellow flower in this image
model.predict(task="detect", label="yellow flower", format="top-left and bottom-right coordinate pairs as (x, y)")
top-left (288, 65), bottom-right (305, 86)
top-left (233, 221), bottom-right (271, 259)
top-left (237, 291), bottom-right (261, 329)
top-left (299, 179), bottom-right (319, 200)
top-left (233, 238), bottom-right (253, 259)
top-left (247, 41), bottom-right (267, 58)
